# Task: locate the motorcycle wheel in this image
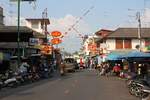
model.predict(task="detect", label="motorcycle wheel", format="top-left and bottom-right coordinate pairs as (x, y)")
top-left (141, 92), bottom-right (149, 99)
top-left (134, 86), bottom-right (143, 97)
top-left (129, 86), bottom-right (136, 95)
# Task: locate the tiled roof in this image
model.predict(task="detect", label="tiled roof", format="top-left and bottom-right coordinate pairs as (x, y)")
top-left (26, 18), bottom-right (50, 24)
top-left (107, 28), bottom-right (150, 38)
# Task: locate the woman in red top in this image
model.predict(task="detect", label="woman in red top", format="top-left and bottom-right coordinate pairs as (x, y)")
top-left (80, 58), bottom-right (84, 69)
top-left (113, 64), bottom-right (121, 76)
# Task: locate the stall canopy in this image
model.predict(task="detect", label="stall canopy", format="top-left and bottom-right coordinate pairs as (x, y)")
top-left (106, 52), bottom-right (122, 61)
top-left (121, 51), bottom-right (150, 58)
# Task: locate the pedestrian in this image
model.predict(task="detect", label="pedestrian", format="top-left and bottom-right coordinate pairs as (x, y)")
top-left (112, 63), bottom-right (121, 76)
top-left (89, 58), bottom-right (93, 70)
top-left (80, 58), bottom-right (84, 69)
top-left (99, 62), bottom-right (106, 76)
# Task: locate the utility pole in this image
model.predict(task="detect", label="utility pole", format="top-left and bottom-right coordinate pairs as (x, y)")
top-left (42, 8), bottom-right (48, 43)
top-left (136, 12), bottom-right (142, 51)
top-left (17, 0), bottom-right (21, 68)
top-left (10, 0), bottom-right (36, 67)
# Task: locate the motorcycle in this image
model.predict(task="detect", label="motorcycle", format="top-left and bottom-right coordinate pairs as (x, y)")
top-left (127, 74), bottom-right (150, 99)
top-left (0, 71), bottom-right (19, 88)
top-left (133, 80), bottom-right (150, 99)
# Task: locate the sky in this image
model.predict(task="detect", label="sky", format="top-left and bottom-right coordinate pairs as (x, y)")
top-left (1, 0), bottom-right (150, 53)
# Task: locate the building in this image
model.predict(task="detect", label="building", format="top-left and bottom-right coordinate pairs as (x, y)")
top-left (82, 29), bottom-right (114, 56)
top-left (26, 18), bottom-right (50, 35)
top-left (83, 35), bottom-right (98, 56)
top-left (0, 26), bottom-right (44, 56)
top-left (95, 29), bottom-right (113, 48)
top-left (0, 6), bottom-right (4, 26)
top-left (96, 28), bottom-right (150, 52)
top-left (95, 29), bottom-right (113, 37)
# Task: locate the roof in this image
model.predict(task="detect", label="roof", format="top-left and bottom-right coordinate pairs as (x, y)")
top-left (0, 26), bottom-right (46, 38)
top-left (95, 29), bottom-right (113, 36)
top-left (107, 28), bottom-right (150, 38)
top-left (0, 26), bottom-right (33, 33)
top-left (26, 18), bottom-right (50, 25)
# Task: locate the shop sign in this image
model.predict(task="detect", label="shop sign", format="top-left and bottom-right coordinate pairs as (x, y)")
top-left (41, 45), bottom-right (53, 54)
top-left (51, 31), bottom-right (62, 37)
top-left (51, 38), bottom-right (62, 45)
top-left (29, 38), bottom-right (39, 46)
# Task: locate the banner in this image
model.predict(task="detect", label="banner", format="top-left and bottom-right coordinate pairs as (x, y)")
top-left (29, 38), bottom-right (39, 46)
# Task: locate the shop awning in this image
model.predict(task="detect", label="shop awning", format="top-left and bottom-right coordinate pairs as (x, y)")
top-left (121, 50), bottom-right (150, 58)
top-left (106, 52), bottom-right (122, 61)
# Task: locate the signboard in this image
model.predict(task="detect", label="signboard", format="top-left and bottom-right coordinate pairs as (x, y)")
top-left (29, 38), bottom-right (39, 46)
top-left (41, 45), bottom-right (53, 55)
top-left (51, 38), bottom-right (62, 45)
top-left (51, 31), bottom-right (62, 37)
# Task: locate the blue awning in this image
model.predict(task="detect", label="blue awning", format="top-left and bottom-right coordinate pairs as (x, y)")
top-left (121, 50), bottom-right (150, 58)
top-left (106, 52), bottom-right (122, 61)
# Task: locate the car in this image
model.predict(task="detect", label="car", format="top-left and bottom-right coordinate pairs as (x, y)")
top-left (64, 58), bottom-right (78, 72)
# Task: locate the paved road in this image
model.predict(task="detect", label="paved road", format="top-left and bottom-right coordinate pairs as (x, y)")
top-left (0, 70), bottom-right (138, 100)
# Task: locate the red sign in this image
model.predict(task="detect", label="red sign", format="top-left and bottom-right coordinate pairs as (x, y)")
top-left (51, 31), bottom-right (62, 37)
top-left (41, 45), bottom-right (53, 54)
top-left (51, 38), bottom-right (62, 45)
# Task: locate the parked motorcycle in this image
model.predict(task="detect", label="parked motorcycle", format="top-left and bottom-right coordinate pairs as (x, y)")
top-left (127, 74), bottom-right (150, 99)
top-left (0, 71), bottom-right (19, 88)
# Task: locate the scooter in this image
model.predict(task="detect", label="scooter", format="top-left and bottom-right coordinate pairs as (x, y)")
top-left (127, 74), bottom-right (150, 99)
top-left (133, 80), bottom-right (150, 99)
top-left (1, 71), bottom-right (19, 88)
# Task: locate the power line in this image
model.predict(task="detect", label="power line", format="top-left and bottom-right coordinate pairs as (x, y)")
top-left (62, 2), bottom-right (96, 38)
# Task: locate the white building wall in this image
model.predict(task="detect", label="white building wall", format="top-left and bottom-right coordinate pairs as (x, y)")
top-left (132, 39), bottom-right (145, 49)
top-left (132, 39), bottom-right (139, 49)
top-left (26, 21), bottom-right (44, 34)
top-left (106, 39), bottom-right (116, 50)
top-left (26, 21), bottom-right (31, 28)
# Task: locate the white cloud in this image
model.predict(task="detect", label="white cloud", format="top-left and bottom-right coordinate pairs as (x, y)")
top-left (48, 14), bottom-right (92, 53)
top-left (4, 15), bottom-right (27, 26)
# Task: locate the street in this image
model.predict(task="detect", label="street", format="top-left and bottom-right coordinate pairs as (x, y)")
top-left (0, 70), bottom-right (138, 100)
